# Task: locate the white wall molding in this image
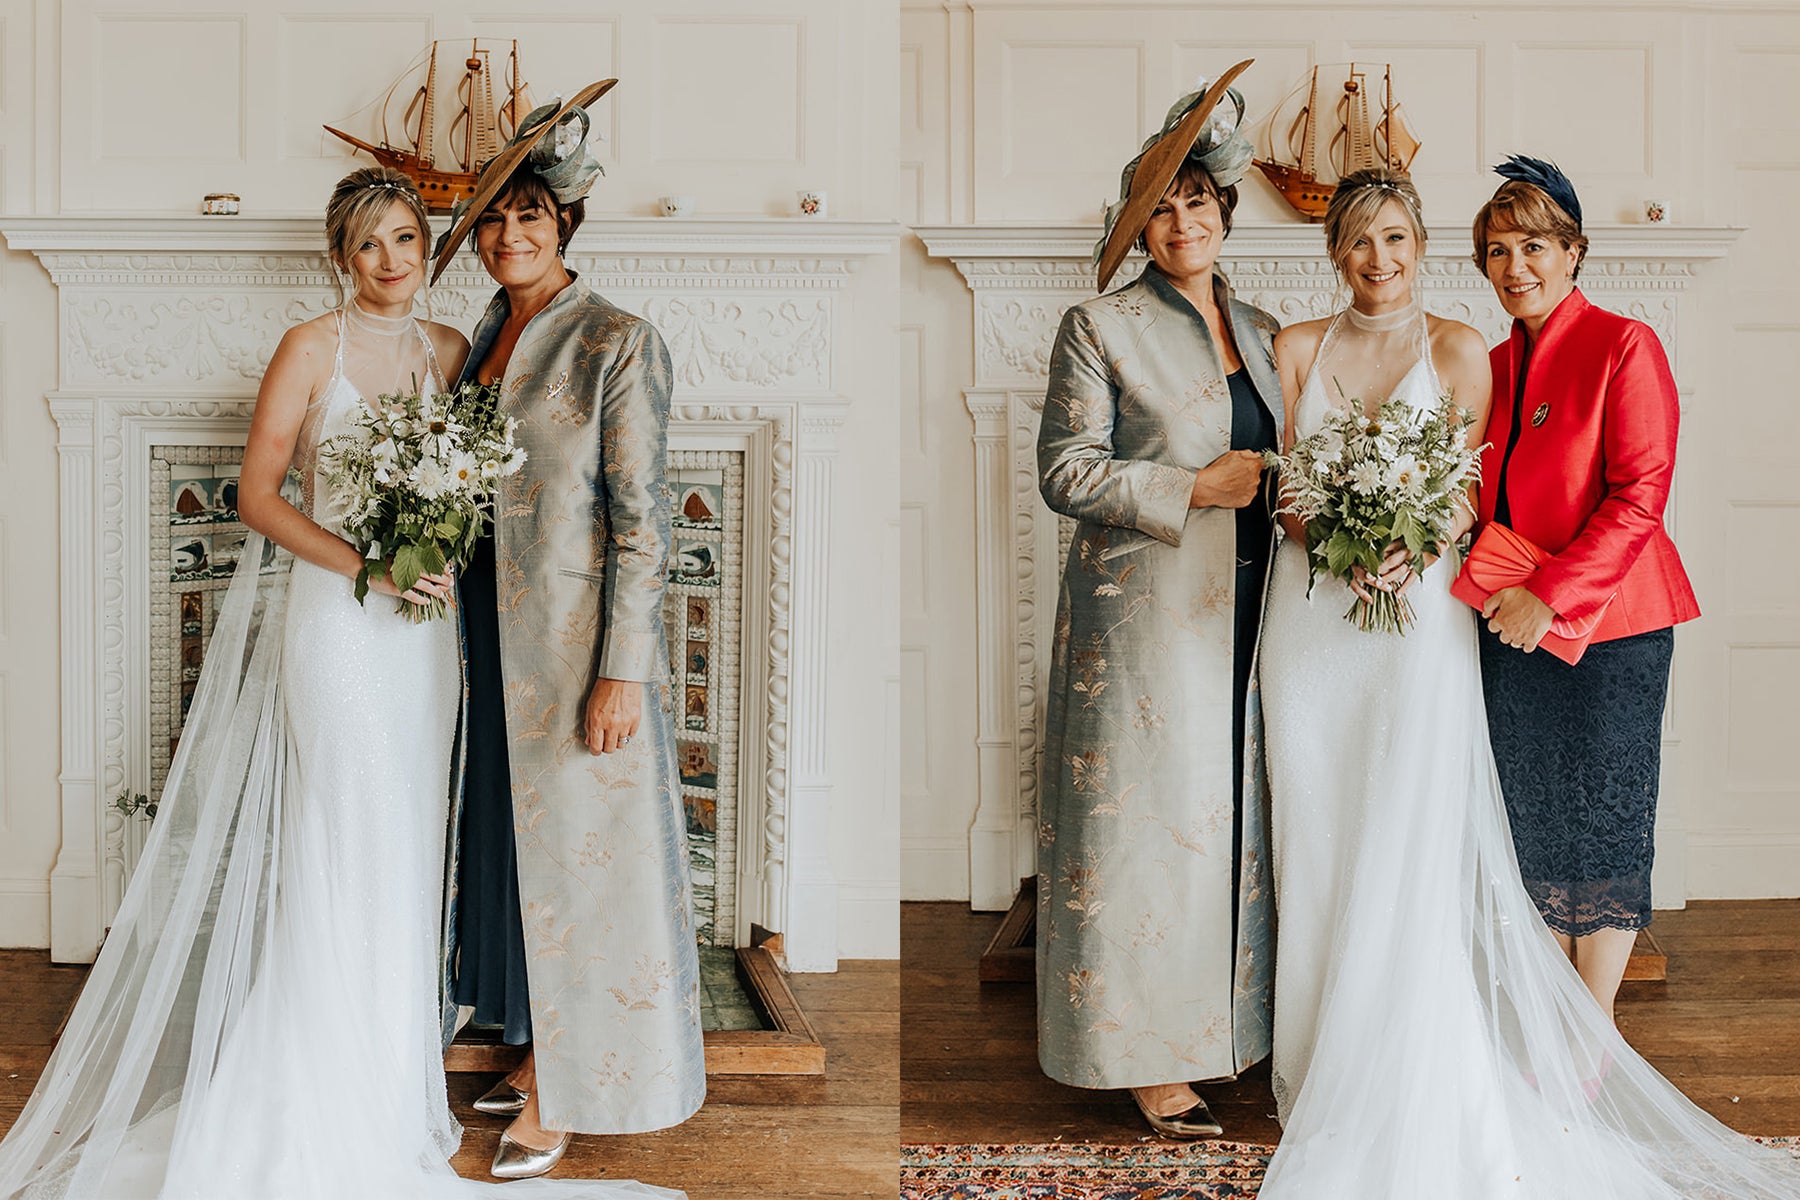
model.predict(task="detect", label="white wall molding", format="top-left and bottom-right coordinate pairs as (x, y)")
top-left (919, 220), bottom-right (1741, 912)
top-left (47, 396), bottom-right (97, 960)
top-left (0, 875), bottom-right (50, 948)
top-left (4, 214), bottom-right (898, 966)
top-left (784, 401), bottom-right (852, 970)
top-left (0, 215), bottom-right (900, 257)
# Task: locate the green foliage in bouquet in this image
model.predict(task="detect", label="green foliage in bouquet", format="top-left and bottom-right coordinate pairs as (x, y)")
top-left (321, 378), bottom-right (525, 622)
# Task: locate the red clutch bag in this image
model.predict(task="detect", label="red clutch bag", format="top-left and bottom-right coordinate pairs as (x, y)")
top-left (1450, 523), bottom-right (1609, 666)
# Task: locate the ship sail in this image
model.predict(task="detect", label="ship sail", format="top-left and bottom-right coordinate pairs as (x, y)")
top-left (452, 44), bottom-right (502, 170)
top-left (1342, 70), bottom-right (1378, 173)
top-left (500, 42), bottom-right (534, 140)
top-left (1384, 103), bottom-right (1422, 170)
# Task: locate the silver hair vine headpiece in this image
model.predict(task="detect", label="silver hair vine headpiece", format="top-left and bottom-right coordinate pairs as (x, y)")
top-left (365, 180), bottom-right (408, 194)
top-left (1337, 172), bottom-right (1424, 223)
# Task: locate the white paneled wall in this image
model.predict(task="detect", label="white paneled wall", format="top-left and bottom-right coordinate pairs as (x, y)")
top-left (49, 0), bottom-right (888, 219)
top-left (0, 0), bottom-right (57, 944)
top-left (901, 0), bottom-right (1800, 905)
top-left (0, 0), bottom-right (899, 959)
top-left (1691, 8), bottom-right (1800, 896)
top-left (899, 4), bottom-right (980, 900)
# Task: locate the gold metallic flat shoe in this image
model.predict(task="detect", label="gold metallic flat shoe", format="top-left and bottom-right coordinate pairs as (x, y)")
top-left (1130, 1089), bottom-right (1223, 1139)
top-left (491, 1130), bottom-right (572, 1180)
top-left (472, 1078), bottom-right (530, 1117)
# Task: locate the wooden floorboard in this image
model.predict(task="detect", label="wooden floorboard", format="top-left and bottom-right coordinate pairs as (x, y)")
top-left (901, 898), bottom-right (1800, 1147)
top-left (0, 952), bottom-right (896, 1199)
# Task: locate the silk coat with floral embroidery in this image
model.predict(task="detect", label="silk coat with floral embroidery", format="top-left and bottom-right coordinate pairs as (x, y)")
top-left (1035, 265), bottom-right (1280, 1089)
top-left (457, 277), bottom-right (705, 1134)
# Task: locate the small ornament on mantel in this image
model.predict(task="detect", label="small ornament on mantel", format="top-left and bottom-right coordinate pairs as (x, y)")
top-left (1253, 62), bottom-right (1422, 222)
top-left (200, 193), bottom-right (240, 216)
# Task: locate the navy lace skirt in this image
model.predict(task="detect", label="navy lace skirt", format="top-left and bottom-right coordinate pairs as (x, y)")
top-left (1478, 625), bottom-right (1674, 937)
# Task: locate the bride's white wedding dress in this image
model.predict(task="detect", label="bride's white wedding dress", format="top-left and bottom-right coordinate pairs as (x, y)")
top-left (0, 310), bottom-right (676, 1199)
top-left (1257, 303), bottom-right (1800, 1199)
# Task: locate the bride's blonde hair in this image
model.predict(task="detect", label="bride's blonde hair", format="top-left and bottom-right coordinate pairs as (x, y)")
top-left (1322, 168), bottom-right (1428, 283)
top-left (324, 167), bottom-right (432, 309)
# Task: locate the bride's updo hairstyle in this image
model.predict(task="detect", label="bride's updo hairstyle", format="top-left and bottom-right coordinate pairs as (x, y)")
top-left (1321, 168), bottom-right (1428, 283)
top-left (324, 166), bottom-right (432, 307)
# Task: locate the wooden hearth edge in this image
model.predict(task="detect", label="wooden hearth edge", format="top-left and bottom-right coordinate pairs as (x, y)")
top-left (445, 928), bottom-right (827, 1077)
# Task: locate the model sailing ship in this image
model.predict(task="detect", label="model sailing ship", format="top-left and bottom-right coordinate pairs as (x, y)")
top-left (325, 39), bottom-right (535, 212)
top-left (1253, 63), bottom-right (1422, 221)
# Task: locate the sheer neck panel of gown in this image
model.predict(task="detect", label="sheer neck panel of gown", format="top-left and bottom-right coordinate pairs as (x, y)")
top-left (1300, 298), bottom-right (1433, 424)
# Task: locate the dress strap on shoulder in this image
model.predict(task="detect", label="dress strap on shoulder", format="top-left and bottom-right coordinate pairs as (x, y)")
top-left (332, 309), bottom-right (348, 378)
top-left (1300, 310), bottom-right (1350, 404)
top-left (414, 321), bottom-right (446, 393)
top-left (1418, 305), bottom-right (1443, 393)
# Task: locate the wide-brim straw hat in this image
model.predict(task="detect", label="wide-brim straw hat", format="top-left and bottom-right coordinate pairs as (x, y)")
top-left (1094, 59), bottom-right (1254, 292)
top-left (429, 78), bottom-right (617, 286)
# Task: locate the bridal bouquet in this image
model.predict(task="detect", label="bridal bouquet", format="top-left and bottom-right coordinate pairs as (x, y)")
top-left (320, 380), bottom-right (524, 622)
top-left (1269, 392), bottom-right (1482, 634)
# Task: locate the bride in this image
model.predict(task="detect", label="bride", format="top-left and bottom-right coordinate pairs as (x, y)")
top-left (0, 167), bottom-right (674, 1199)
top-left (1257, 168), bottom-right (1800, 1198)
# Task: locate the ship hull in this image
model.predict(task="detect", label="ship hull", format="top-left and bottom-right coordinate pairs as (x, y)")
top-left (1253, 159), bottom-right (1335, 221)
top-left (323, 127), bottom-right (477, 212)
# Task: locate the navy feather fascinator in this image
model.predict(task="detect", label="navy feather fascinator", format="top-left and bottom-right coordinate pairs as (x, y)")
top-left (1493, 154), bottom-right (1582, 228)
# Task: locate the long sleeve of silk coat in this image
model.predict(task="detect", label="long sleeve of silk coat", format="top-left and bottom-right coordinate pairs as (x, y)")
top-left (1039, 304), bottom-right (1201, 547)
top-left (597, 323), bottom-right (675, 681)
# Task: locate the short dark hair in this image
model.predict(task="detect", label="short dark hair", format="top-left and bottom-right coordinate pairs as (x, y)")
top-left (1135, 159), bottom-right (1238, 252)
top-left (486, 171), bottom-right (586, 255)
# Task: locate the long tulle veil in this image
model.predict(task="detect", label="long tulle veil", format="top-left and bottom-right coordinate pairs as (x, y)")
top-left (0, 384), bottom-right (678, 1196)
top-left (1261, 303), bottom-right (1800, 1198)
top-left (0, 533), bottom-right (296, 1197)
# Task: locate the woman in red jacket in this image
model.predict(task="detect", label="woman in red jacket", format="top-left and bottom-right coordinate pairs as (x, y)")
top-left (1470, 157), bottom-right (1700, 1022)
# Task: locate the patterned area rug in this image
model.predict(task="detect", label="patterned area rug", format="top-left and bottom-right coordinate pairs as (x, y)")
top-left (899, 1142), bottom-right (1274, 1199)
top-left (900, 1138), bottom-right (1800, 1199)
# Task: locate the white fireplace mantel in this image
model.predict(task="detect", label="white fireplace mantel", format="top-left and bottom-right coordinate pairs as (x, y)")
top-left (3, 213), bottom-right (901, 970)
top-left (916, 221), bottom-right (1741, 912)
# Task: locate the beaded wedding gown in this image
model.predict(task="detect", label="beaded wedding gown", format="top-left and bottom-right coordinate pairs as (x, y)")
top-left (0, 308), bottom-right (676, 1199)
top-left (1256, 303), bottom-right (1800, 1199)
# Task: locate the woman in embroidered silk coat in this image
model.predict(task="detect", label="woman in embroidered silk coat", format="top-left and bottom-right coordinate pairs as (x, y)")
top-left (1035, 79), bottom-right (1281, 1137)
top-left (430, 85), bottom-right (704, 1181)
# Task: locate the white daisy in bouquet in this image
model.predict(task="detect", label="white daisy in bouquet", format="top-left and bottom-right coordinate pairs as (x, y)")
top-left (321, 379), bottom-right (524, 621)
top-left (1269, 391), bottom-right (1483, 634)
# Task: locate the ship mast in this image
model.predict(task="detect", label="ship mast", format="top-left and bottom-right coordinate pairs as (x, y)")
top-left (1344, 67), bottom-right (1375, 174)
top-left (417, 43), bottom-right (438, 166)
top-left (1299, 66), bottom-right (1320, 180)
top-left (502, 41), bottom-right (529, 138)
top-left (452, 43), bottom-right (502, 170)
top-left (1380, 65), bottom-right (1393, 169)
